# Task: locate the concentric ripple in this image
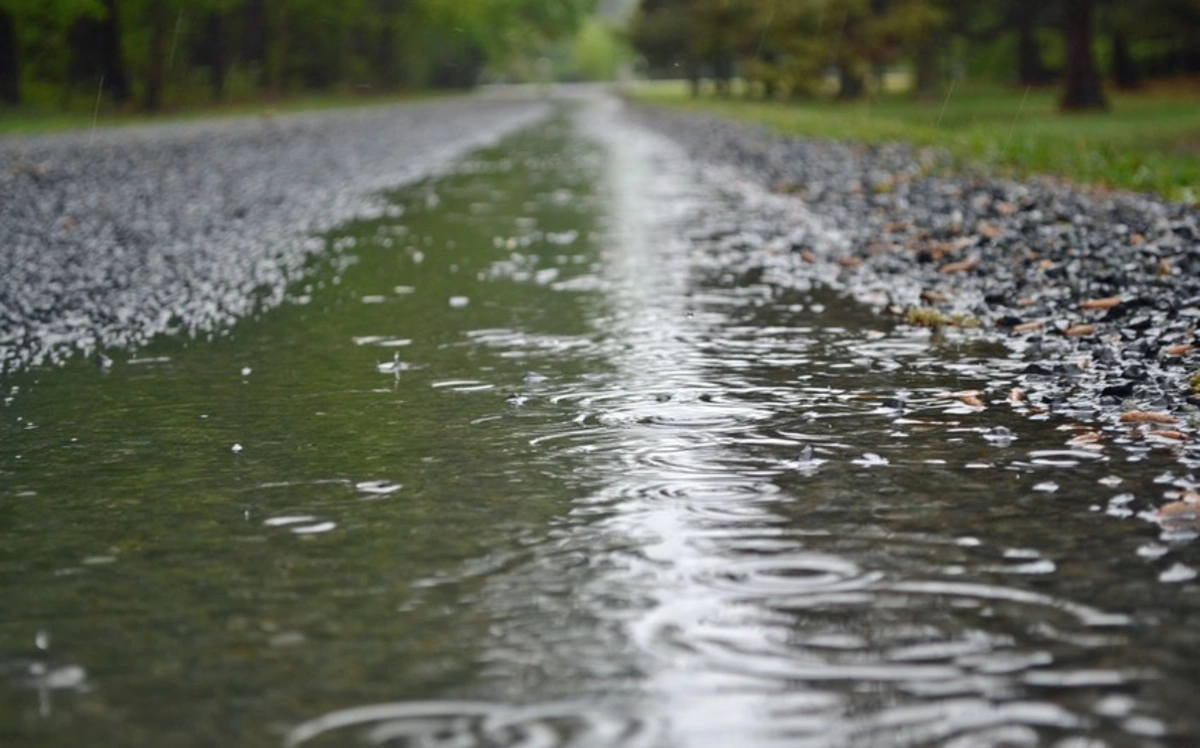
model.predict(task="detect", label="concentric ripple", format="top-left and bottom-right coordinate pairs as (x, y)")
top-left (284, 700), bottom-right (659, 748)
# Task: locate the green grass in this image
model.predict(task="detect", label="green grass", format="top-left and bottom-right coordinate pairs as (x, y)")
top-left (0, 89), bottom-right (453, 138)
top-left (632, 79), bottom-right (1200, 204)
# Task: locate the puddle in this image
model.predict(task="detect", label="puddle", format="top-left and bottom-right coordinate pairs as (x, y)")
top-left (2, 96), bottom-right (1199, 746)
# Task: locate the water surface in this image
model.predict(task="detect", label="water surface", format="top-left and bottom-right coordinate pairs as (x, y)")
top-left (3, 97), bottom-right (1200, 747)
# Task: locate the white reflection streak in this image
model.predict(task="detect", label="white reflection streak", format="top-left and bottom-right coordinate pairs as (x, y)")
top-left (580, 96), bottom-right (807, 747)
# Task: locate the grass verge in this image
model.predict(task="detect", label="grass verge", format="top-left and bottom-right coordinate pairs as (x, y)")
top-left (632, 79), bottom-right (1200, 205)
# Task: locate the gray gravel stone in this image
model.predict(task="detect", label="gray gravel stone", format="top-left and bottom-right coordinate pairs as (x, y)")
top-left (631, 102), bottom-right (1200, 450)
top-left (0, 96), bottom-right (549, 372)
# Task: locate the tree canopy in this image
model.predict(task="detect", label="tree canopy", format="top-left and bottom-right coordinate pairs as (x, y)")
top-left (0, 0), bottom-right (597, 112)
top-left (629, 0), bottom-right (1200, 111)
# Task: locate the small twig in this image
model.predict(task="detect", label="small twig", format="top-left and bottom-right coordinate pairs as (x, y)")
top-left (935, 75), bottom-right (958, 129)
top-left (1002, 85), bottom-right (1032, 153)
top-left (89, 74), bottom-right (104, 146)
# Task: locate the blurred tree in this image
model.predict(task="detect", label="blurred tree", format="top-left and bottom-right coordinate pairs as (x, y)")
top-left (628, 0), bottom-right (701, 92)
top-left (0, 0), bottom-right (596, 113)
top-left (1059, 0), bottom-right (1107, 110)
top-left (0, 5), bottom-right (17, 104)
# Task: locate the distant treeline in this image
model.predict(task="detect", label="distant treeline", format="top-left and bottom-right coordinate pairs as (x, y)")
top-left (629, 0), bottom-right (1200, 110)
top-left (0, 0), bottom-right (594, 112)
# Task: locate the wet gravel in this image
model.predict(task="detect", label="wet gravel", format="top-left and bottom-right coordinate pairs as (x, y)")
top-left (631, 102), bottom-right (1200, 453)
top-left (0, 96), bottom-right (548, 373)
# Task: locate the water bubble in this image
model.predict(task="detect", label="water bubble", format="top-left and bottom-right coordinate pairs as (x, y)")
top-left (449, 295), bottom-right (470, 308)
top-left (231, 443), bottom-right (243, 453)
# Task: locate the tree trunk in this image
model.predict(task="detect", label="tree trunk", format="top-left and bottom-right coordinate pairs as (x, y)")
top-left (0, 8), bottom-right (19, 105)
top-left (268, 0), bottom-right (289, 95)
top-left (913, 37), bottom-right (942, 100)
top-left (837, 64), bottom-right (865, 100)
top-left (1111, 29), bottom-right (1140, 89)
top-left (1060, 0), bottom-right (1107, 111)
top-left (835, 15), bottom-right (865, 100)
top-left (144, 1), bottom-right (168, 111)
top-left (1015, 5), bottom-right (1051, 86)
top-left (242, 0), bottom-right (268, 82)
top-left (99, 0), bottom-right (131, 103)
top-left (376, 14), bottom-right (398, 88)
top-left (686, 58), bottom-right (699, 97)
top-left (203, 11), bottom-right (228, 102)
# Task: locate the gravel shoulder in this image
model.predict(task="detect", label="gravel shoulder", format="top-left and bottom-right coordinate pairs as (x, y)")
top-left (0, 95), bottom-right (549, 373)
top-left (631, 102), bottom-right (1200, 457)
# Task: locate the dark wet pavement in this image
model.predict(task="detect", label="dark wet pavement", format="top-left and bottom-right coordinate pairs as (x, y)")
top-left (3, 95), bottom-right (1200, 747)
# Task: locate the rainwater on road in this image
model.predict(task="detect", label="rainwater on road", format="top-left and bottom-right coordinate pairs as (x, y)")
top-left (3, 96), bottom-right (1200, 747)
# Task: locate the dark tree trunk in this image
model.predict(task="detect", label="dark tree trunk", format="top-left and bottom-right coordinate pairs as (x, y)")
top-left (376, 14), bottom-right (398, 87)
top-left (242, 0), bottom-right (268, 87)
top-left (201, 11), bottom-right (228, 101)
top-left (837, 64), bottom-right (865, 100)
top-left (686, 58), bottom-right (699, 97)
top-left (713, 53), bottom-right (733, 96)
top-left (913, 37), bottom-right (942, 100)
top-left (144, 1), bottom-right (168, 111)
top-left (835, 15), bottom-right (865, 100)
top-left (1015, 1), bottom-right (1052, 86)
top-left (1111, 29), bottom-right (1140, 89)
top-left (268, 0), bottom-right (289, 94)
top-left (1060, 0), bottom-right (1107, 110)
top-left (0, 8), bottom-right (19, 105)
top-left (98, 0), bottom-right (131, 103)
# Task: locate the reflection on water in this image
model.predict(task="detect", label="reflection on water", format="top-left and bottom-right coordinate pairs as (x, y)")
top-left (3, 97), bottom-right (1200, 747)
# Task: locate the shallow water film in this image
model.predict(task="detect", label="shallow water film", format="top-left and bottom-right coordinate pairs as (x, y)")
top-left (4, 98), bottom-right (1200, 748)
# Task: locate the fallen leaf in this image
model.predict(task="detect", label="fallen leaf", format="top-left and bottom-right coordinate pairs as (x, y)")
top-left (939, 256), bottom-right (980, 274)
top-left (1009, 388), bottom-right (1025, 403)
top-left (839, 256), bottom-right (862, 268)
top-left (800, 249), bottom-right (817, 263)
top-left (1159, 258), bottom-right (1173, 276)
top-left (958, 392), bottom-right (986, 408)
top-left (1017, 297), bottom-right (1035, 308)
top-left (1013, 320), bottom-right (1044, 334)
top-left (921, 290), bottom-right (949, 303)
top-left (1120, 410), bottom-right (1178, 425)
top-left (977, 221), bottom-right (1004, 239)
top-left (1081, 296), bottom-right (1122, 310)
top-left (1158, 500), bottom-right (1199, 518)
top-left (1063, 324), bottom-right (1095, 337)
top-left (1038, 259), bottom-right (1055, 271)
top-left (996, 201), bottom-right (1016, 216)
top-left (1164, 344), bottom-right (1193, 356)
top-left (1130, 233), bottom-right (1145, 246)
top-left (1067, 431), bottom-right (1104, 446)
top-left (1153, 430), bottom-right (1190, 440)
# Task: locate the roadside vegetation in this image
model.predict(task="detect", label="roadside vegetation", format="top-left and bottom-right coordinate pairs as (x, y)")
top-left (0, 0), bottom-right (607, 134)
top-left (627, 0), bottom-right (1200, 204)
top-left (634, 79), bottom-right (1200, 204)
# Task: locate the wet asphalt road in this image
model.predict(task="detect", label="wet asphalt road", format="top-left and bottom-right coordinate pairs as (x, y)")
top-left (633, 104), bottom-right (1200, 445)
top-left (0, 95), bottom-right (549, 373)
top-left (4, 89), bottom-right (1200, 441)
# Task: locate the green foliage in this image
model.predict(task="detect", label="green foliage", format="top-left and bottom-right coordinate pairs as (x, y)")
top-left (0, 0), bottom-right (596, 114)
top-left (635, 81), bottom-right (1200, 204)
top-left (570, 18), bottom-right (628, 80)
